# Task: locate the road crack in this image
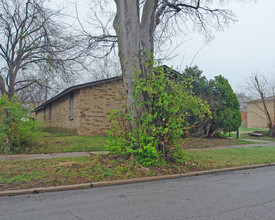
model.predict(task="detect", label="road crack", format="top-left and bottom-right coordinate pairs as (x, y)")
top-left (223, 198), bottom-right (275, 213)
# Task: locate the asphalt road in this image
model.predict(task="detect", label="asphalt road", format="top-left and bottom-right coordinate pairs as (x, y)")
top-left (1, 166), bottom-right (275, 220)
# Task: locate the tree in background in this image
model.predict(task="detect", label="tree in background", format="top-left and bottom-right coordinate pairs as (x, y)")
top-left (0, 0), bottom-right (85, 100)
top-left (183, 66), bottom-right (241, 136)
top-left (0, 94), bottom-right (38, 153)
top-left (245, 72), bottom-right (275, 136)
top-left (208, 75), bottom-right (242, 136)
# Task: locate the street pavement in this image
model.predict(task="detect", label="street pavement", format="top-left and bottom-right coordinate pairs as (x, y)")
top-left (1, 166), bottom-right (275, 220)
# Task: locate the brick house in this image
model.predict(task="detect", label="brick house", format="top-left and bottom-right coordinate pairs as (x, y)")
top-left (247, 97), bottom-right (275, 128)
top-left (35, 77), bottom-right (125, 136)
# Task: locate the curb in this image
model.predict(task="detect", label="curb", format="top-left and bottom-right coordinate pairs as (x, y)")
top-left (1, 162), bottom-right (275, 197)
top-left (0, 183), bottom-right (92, 197)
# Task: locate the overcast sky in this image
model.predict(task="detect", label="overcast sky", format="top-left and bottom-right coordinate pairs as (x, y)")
top-left (54, 0), bottom-right (274, 92)
top-left (166, 0), bottom-right (275, 92)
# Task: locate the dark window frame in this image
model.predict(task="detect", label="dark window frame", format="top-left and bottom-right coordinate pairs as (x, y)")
top-left (44, 107), bottom-right (46, 121)
top-left (49, 104), bottom-right (52, 121)
top-left (70, 93), bottom-right (74, 119)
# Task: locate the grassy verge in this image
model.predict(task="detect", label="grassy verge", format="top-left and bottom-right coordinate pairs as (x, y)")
top-left (181, 137), bottom-right (258, 149)
top-left (1, 146), bottom-right (275, 191)
top-left (186, 146), bottom-right (275, 169)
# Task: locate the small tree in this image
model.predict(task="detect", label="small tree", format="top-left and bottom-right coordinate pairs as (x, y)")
top-left (183, 66), bottom-right (241, 136)
top-left (208, 75), bottom-right (242, 135)
top-left (107, 65), bottom-right (210, 166)
top-left (245, 72), bottom-right (275, 136)
top-left (0, 94), bottom-right (38, 153)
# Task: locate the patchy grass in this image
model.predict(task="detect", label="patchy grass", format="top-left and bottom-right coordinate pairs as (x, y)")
top-left (30, 132), bottom-right (107, 154)
top-left (221, 128), bottom-right (275, 141)
top-left (1, 146), bottom-right (275, 191)
top-left (1, 131), bottom-right (256, 155)
top-left (239, 128), bottom-right (275, 141)
top-left (181, 137), bottom-right (258, 149)
top-left (186, 146), bottom-right (275, 169)
top-left (0, 156), bottom-right (157, 191)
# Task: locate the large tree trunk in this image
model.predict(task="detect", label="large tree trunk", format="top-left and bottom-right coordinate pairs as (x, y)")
top-left (113, 0), bottom-right (142, 126)
top-left (113, 0), bottom-right (157, 127)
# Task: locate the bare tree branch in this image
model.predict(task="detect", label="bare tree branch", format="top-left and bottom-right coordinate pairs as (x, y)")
top-left (0, 0), bottom-right (88, 100)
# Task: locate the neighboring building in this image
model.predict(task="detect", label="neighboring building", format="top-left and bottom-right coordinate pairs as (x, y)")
top-left (240, 111), bottom-right (247, 128)
top-left (35, 77), bottom-right (125, 136)
top-left (247, 96), bottom-right (275, 128)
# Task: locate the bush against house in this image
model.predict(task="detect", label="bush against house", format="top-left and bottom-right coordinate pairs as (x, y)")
top-left (182, 66), bottom-right (242, 136)
top-left (0, 95), bottom-right (38, 153)
top-left (107, 65), bottom-right (210, 166)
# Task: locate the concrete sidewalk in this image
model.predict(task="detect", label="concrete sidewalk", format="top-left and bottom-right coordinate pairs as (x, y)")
top-left (1, 140), bottom-right (275, 161)
top-left (184, 142), bottom-right (275, 151)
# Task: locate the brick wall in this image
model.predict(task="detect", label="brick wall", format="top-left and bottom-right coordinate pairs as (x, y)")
top-left (36, 79), bottom-right (125, 136)
top-left (78, 80), bottom-right (125, 136)
top-left (36, 90), bottom-right (81, 134)
top-left (247, 100), bottom-right (274, 128)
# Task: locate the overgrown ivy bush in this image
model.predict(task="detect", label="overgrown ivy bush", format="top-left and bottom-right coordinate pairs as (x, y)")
top-left (0, 94), bottom-right (38, 154)
top-left (107, 65), bottom-right (210, 166)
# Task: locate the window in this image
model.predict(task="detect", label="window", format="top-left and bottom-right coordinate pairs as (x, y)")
top-left (44, 107), bottom-right (46, 121)
top-left (70, 93), bottom-right (74, 119)
top-left (49, 105), bottom-right (52, 121)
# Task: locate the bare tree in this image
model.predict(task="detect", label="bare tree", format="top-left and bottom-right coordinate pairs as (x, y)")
top-left (74, 0), bottom-right (119, 81)
top-left (0, 0), bottom-right (85, 100)
top-left (111, 0), bottom-right (237, 127)
top-left (245, 72), bottom-right (275, 136)
top-left (236, 92), bottom-right (250, 112)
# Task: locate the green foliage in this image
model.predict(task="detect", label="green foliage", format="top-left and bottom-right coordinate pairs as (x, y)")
top-left (209, 75), bottom-right (242, 134)
top-left (107, 65), bottom-right (210, 166)
top-left (183, 66), bottom-right (242, 136)
top-left (0, 94), bottom-right (38, 154)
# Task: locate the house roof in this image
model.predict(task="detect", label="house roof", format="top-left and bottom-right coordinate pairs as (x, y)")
top-left (35, 76), bottom-right (122, 111)
top-left (247, 96), bottom-right (275, 103)
top-left (35, 65), bottom-right (181, 112)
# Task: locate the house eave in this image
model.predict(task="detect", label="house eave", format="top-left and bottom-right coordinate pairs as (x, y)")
top-left (35, 76), bottom-right (123, 112)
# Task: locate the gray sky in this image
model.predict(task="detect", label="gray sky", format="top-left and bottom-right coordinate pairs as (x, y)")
top-left (167, 0), bottom-right (275, 92)
top-left (54, 0), bottom-right (275, 92)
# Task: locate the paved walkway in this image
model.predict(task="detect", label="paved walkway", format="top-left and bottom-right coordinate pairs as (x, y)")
top-left (1, 139), bottom-right (275, 161)
top-left (184, 142), bottom-right (275, 151)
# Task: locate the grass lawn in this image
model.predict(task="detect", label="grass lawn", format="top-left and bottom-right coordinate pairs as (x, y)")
top-left (0, 131), bottom-right (257, 155)
top-left (222, 128), bottom-right (275, 142)
top-left (1, 146), bottom-right (275, 191)
top-left (30, 132), bottom-right (107, 154)
top-left (239, 128), bottom-right (275, 141)
top-left (181, 137), bottom-right (257, 149)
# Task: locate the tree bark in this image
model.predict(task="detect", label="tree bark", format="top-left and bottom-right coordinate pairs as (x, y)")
top-left (255, 76), bottom-right (275, 136)
top-left (113, 0), bottom-right (156, 126)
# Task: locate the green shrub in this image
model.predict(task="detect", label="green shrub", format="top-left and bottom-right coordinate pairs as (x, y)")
top-left (0, 94), bottom-right (39, 154)
top-left (107, 65), bottom-right (210, 166)
top-left (182, 66), bottom-right (242, 136)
